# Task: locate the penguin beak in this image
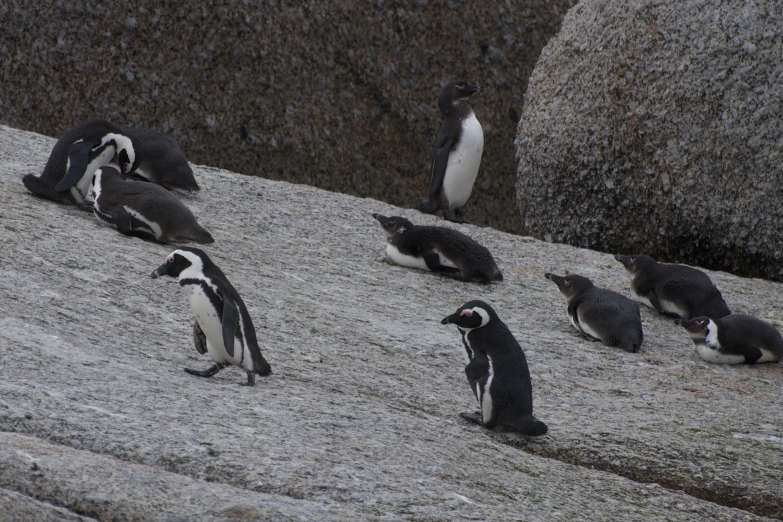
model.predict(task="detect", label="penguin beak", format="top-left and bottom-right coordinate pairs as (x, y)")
top-left (372, 213), bottom-right (388, 224)
top-left (675, 319), bottom-right (703, 334)
top-left (614, 254), bottom-right (629, 265)
top-left (150, 264), bottom-right (168, 279)
top-left (441, 313), bottom-right (458, 325)
top-left (467, 83), bottom-right (482, 94)
top-left (544, 273), bottom-right (564, 285)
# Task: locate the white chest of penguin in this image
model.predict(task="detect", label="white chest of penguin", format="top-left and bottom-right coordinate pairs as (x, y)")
top-left (186, 284), bottom-right (237, 364)
top-left (385, 244), bottom-right (458, 270)
top-left (443, 114), bottom-right (484, 209)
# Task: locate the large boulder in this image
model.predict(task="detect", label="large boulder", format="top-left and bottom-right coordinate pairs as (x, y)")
top-left (0, 0), bottom-right (576, 234)
top-left (515, 0), bottom-right (783, 280)
top-left (2, 124), bottom-right (782, 520)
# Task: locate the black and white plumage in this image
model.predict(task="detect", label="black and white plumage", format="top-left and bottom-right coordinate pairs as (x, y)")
top-left (441, 300), bottom-right (547, 436)
top-left (151, 247), bottom-right (272, 385)
top-left (676, 315), bottom-right (783, 365)
top-left (22, 119), bottom-right (141, 211)
top-left (419, 80), bottom-right (484, 223)
top-left (92, 166), bottom-right (213, 244)
top-left (615, 254), bottom-right (730, 320)
top-left (372, 213), bottom-right (502, 283)
top-left (125, 128), bottom-right (200, 192)
top-left (545, 273), bottom-right (644, 353)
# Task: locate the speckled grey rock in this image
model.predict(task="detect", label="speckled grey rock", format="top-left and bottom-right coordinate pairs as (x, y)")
top-left (0, 0), bottom-right (576, 235)
top-left (1, 488), bottom-right (96, 522)
top-left (1, 125), bottom-right (781, 520)
top-left (515, 0), bottom-right (783, 280)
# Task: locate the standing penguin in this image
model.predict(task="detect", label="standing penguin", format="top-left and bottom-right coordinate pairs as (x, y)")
top-left (151, 247), bottom-right (272, 385)
top-left (676, 315), bottom-right (783, 365)
top-left (125, 128), bottom-right (200, 192)
top-left (419, 80), bottom-right (484, 223)
top-left (22, 119), bottom-right (141, 210)
top-left (615, 254), bottom-right (730, 320)
top-left (92, 166), bottom-right (213, 244)
top-left (545, 273), bottom-right (643, 353)
top-left (372, 213), bottom-right (502, 283)
top-left (441, 300), bottom-right (548, 436)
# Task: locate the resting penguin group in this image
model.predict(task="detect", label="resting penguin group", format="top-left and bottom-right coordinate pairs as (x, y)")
top-left (19, 73), bottom-right (781, 462)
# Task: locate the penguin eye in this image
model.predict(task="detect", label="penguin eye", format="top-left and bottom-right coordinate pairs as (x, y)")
top-left (166, 256), bottom-right (174, 265)
top-left (459, 309), bottom-right (473, 317)
top-left (564, 280), bottom-right (571, 287)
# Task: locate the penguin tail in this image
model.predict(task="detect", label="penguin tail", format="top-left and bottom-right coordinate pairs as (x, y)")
top-left (509, 416), bottom-right (548, 437)
top-left (493, 270), bottom-right (504, 282)
top-left (191, 227), bottom-right (215, 244)
top-left (418, 199), bottom-right (436, 214)
top-left (255, 357), bottom-right (272, 376)
top-left (22, 174), bottom-right (72, 204)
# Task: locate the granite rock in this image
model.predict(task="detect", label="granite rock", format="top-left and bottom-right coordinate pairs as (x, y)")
top-left (515, 0), bottom-right (783, 280)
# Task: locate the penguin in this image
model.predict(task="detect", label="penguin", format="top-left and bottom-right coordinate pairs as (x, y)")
top-left (545, 273), bottom-right (644, 353)
top-left (372, 213), bottom-right (502, 283)
top-left (614, 254), bottom-right (730, 320)
top-left (441, 300), bottom-right (548, 436)
top-left (125, 128), bottom-right (200, 192)
top-left (150, 247), bottom-right (272, 385)
top-left (92, 166), bottom-right (214, 244)
top-left (676, 315), bottom-right (783, 365)
top-left (22, 119), bottom-right (141, 211)
top-left (419, 80), bottom-right (484, 223)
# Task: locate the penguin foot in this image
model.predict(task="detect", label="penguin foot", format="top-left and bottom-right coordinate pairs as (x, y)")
top-left (184, 364), bottom-right (223, 378)
top-left (79, 201), bottom-right (95, 213)
top-left (240, 372), bottom-right (255, 386)
top-left (459, 411), bottom-right (484, 426)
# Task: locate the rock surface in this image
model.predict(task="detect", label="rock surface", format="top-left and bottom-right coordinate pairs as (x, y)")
top-left (515, 0), bottom-right (783, 280)
top-left (1, 125), bottom-right (782, 520)
top-left (0, 0), bottom-right (576, 234)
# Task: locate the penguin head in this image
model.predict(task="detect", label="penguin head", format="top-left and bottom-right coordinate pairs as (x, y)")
top-left (92, 165), bottom-right (120, 188)
top-left (150, 247), bottom-right (209, 280)
top-left (441, 300), bottom-right (496, 330)
top-left (443, 80), bottom-right (482, 102)
top-left (545, 273), bottom-right (594, 299)
top-left (372, 213), bottom-right (414, 237)
top-left (117, 143), bottom-right (140, 175)
top-left (675, 317), bottom-right (712, 342)
top-left (614, 254), bottom-right (656, 274)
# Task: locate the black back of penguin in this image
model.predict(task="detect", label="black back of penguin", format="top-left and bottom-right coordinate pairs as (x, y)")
top-left (545, 273), bottom-right (643, 353)
top-left (442, 300), bottom-right (547, 436)
top-left (93, 166), bottom-right (213, 244)
top-left (373, 214), bottom-right (502, 283)
top-left (126, 128), bottom-right (200, 192)
top-left (615, 254), bottom-right (730, 319)
top-left (677, 314), bottom-right (783, 364)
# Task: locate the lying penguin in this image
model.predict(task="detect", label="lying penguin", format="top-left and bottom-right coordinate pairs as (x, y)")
top-left (614, 254), bottom-right (730, 319)
top-left (442, 300), bottom-right (547, 436)
top-left (92, 166), bottom-right (213, 244)
top-left (545, 273), bottom-right (643, 353)
top-left (151, 247), bottom-right (272, 385)
top-left (372, 213), bottom-right (502, 283)
top-left (676, 315), bottom-right (783, 364)
top-left (125, 127), bottom-right (201, 192)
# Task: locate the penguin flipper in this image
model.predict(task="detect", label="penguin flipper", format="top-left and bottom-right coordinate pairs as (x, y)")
top-left (55, 140), bottom-right (97, 191)
top-left (219, 291), bottom-right (240, 358)
top-left (427, 135), bottom-right (454, 200)
top-left (193, 321), bottom-right (208, 355)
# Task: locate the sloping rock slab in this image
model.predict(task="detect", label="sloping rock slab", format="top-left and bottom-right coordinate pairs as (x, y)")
top-left (1, 125), bottom-right (781, 520)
